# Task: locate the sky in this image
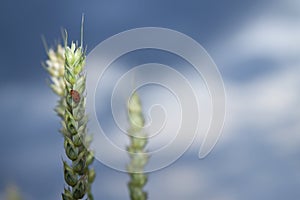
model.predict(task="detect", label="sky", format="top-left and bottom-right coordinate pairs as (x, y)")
top-left (0, 0), bottom-right (300, 199)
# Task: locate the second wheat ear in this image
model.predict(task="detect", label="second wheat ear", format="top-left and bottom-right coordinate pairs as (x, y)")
top-left (127, 92), bottom-right (149, 200)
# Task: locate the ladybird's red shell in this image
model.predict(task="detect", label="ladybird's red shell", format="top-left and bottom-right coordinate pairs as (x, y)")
top-left (70, 89), bottom-right (80, 103)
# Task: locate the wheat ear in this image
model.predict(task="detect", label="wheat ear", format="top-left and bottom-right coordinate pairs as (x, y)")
top-left (127, 92), bottom-right (149, 200)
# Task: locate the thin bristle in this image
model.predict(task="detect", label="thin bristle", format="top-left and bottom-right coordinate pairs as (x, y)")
top-left (81, 14), bottom-right (85, 48)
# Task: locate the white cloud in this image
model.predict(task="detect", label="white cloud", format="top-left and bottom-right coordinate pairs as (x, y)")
top-left (206, 3), bottom-right (300, 163)
top-left (226, 65), bottom-right (299, 130)
top-left (211, 8), bottom-right (300, 70)
top-left (148, 165), bottom-right (208, 200)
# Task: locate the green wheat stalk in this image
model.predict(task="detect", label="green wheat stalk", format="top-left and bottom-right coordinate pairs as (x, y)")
top-left (126, 92), bottom-right (149, 200)
top-left (44, 34), bottom-right (95, 199)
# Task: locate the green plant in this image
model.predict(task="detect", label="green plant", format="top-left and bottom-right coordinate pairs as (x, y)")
top-left (44, 20), bottom-right (150, 200)
top-left (127, 92), bottom-right (149, 200)
top-left (44, 35), bottom-right (95, 199)
top-left (5, 184), bottom-right (22, 200)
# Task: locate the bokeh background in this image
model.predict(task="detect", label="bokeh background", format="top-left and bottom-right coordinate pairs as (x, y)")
top-left (1, 0), bottom-right (300, 199)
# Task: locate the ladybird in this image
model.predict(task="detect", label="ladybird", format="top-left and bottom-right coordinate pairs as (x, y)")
top-left (70, 89), bottom-right (80, 103)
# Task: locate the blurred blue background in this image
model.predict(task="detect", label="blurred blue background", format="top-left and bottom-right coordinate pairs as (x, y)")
top-left (1, 0), bottom-right (300, 199)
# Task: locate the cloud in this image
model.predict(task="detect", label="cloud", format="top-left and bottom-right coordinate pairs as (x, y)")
top-left (213, 5), bottom-right (300, 68)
